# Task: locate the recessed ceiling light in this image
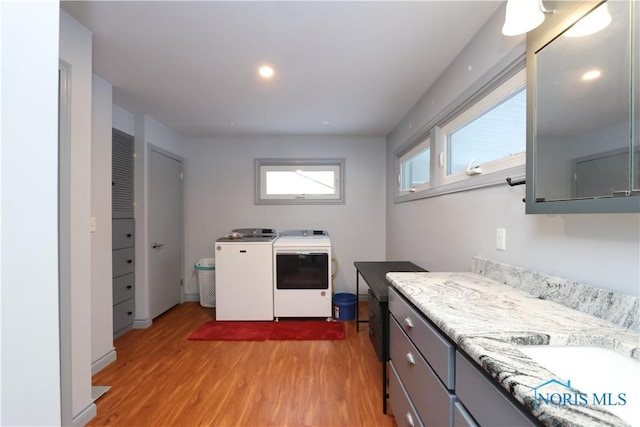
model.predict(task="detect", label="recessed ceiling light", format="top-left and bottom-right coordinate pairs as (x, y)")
top-left (322, 120), bottom-right (331, 125)
top-left (227, 120), bottom-right (236, 126)
top-left (258, 65), bottom-right (274, 79)
top-left (582, 69), bottom-right (601, 81)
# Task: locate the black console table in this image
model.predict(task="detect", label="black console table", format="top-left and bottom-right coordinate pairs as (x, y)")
top-left (354, 261), bottom-right (427, 414)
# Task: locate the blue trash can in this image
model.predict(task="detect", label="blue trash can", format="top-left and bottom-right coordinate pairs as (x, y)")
top-left (333, 293), bottom-right (357, 321)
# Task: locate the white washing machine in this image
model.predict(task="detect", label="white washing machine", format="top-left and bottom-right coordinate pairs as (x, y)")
top-left (273, 230), bottom-right (332, 319)
top-left (215, 228), bottom-right (277, 321)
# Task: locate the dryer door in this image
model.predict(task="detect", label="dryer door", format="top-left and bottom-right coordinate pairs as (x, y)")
top-left (276, 252), bottom-right (329, 289)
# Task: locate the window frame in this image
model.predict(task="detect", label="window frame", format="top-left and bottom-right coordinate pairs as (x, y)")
top-left (393, 55), bottom-right (526, 204)
top-left (398, 136), bottom-right (431, 194)
top-left (255, 158), bottom-right (345, 205)
top-left (441, 68), bottom-right (527, 185)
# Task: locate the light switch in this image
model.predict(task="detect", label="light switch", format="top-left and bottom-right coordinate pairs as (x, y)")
top-left (496, 228), bottom-right (506, 251)
top-left (90, 216), bottom-right (97, 233)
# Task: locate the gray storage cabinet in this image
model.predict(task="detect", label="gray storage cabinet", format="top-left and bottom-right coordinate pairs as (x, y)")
top-left (112, 128), bottom-right (135, 338)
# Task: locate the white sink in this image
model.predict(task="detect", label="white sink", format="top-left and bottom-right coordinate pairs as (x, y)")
top-left (519, 345), bottom-right (639, 426)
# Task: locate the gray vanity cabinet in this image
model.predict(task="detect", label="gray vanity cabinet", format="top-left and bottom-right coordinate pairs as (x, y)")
top-left (455, 352), bottom-right (535, 427)
top-left (389, 288), bottom-right (456, 427)
top-left (389, 287), bottom-right (537, 427)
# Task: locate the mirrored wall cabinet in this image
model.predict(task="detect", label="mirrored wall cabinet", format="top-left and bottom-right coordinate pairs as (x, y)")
top-left (526, 0), bottom-right (639, 213)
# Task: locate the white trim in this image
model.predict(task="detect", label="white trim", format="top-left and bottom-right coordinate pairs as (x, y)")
top-left (91, 349), bottom-right (117, 375)
top-left (72, 402), bottom-right (97, 427)
top-left (184, 293), bottom-right (200, 302)
top-left (441, 68), bottom-right (526, 186)
top-left (134, 318), bottom-right (153, 329)
top-left (398, 137), bottom-right (431, 194)
top-left (58, 59), bottom-right (74, 427)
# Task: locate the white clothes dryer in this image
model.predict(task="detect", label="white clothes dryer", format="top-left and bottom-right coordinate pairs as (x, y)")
top-left (272, 230), bottom-right (332, 320)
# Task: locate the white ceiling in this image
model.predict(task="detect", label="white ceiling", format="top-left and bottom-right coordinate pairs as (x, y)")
top-left (61, 1), bottom-right (502, 138)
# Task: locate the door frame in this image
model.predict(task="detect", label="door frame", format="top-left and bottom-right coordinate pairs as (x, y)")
top-left (58, 59), bottom-right (73, 427)
top-left (147, 144), bottom-right (186, 310)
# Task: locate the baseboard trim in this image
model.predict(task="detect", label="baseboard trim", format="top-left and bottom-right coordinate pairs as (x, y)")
top-left (91, 348), bottom-right (117, 375)
top-left (133, 318), bottom-right (152, 329)
top-left (72, 401), bottom-right (97, 427)
top-left (183, 292), bottom-right (199, 302)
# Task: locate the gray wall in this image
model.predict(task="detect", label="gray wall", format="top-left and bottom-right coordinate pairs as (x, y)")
top-left (183, 135), bottom-right (387, 298)
top-left (386, 6), bottom-right (640, 296)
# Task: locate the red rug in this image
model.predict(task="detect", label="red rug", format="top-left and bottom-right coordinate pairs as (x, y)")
top-left (188, 320), bottom-right (346, 341)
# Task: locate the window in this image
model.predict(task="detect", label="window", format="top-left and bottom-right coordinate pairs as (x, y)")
top-left (394, 63), bottom-right (527, 204)
top-left (255, 159), bottom-right (344, 204)
top-left (441, 69), bottom-right (526, 184)
top-left (399, 137), bottom-right (430, 193)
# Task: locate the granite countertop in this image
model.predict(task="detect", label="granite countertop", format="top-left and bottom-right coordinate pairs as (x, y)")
top-left (386, 271), bottom-right (640, 427)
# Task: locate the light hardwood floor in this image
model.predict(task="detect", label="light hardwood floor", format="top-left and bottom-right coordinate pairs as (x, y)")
top-left (89, 302), bottom-right (397, 427)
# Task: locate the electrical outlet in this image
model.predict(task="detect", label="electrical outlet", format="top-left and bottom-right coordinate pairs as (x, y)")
top-left (496, 228), bottom-right (506, 251)
top-left (90, 217), bottom-right (97, 233)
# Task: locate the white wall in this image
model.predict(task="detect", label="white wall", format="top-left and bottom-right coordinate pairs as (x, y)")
top-left (386, 5), bottom-right (640, 296)
top-left (0, 2), bottom-right (61, 425)
top-left (59, 9), bottom-right (96, 423)
top-left (183, 135), bottom-right (387, 299)
top-left (91, 74), bottom-right (115, 373)
top-left (113, 104), bottom-right (135, 135)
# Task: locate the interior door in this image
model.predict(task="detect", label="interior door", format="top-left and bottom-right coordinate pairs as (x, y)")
top-left (149, 148), bottom-right (183, 318)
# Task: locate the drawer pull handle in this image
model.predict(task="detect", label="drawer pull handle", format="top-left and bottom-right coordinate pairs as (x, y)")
top-left (126, 259), bottom-right (133, 264)
top-left (403, 317), bottom-right (414, 328)
top-left (406, 352), bottom-right (416, 365)
top-left (405, 412), bottom-right (415, 427)
top-left (126, 233), bottom-right (132, 238)
top-left (126, 285), bottom-right (132, 289)
top-left (127, 311), bottom-right (133, 316)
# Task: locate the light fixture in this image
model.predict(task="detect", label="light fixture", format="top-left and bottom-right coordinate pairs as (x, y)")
top-left (258, 65), bottom-right (274, 79)
top-left (564, 2), bottom-right (611, 37)
top-left (502, 0), bottom-right (554, 36)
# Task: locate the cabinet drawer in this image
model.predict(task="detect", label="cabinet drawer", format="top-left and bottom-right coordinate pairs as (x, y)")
top-left (389, 287), bottom-right (455, 389)
top-left (113, 298), bottom-right (134, 334)
top-left (113, 273), bottom-right (134, 306)
top-left (456, 351), bottom-right (535, 427)
top-left (454, 402), bottom-right (478, 427)
top-left (390, 318), bottom-right (455, 427)
top-left (389, 362), bottom-right (425, 427)
top-left (112, 219), bottom-right (134, 250)
top-left (113, 247), bottom-right (134, 277)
